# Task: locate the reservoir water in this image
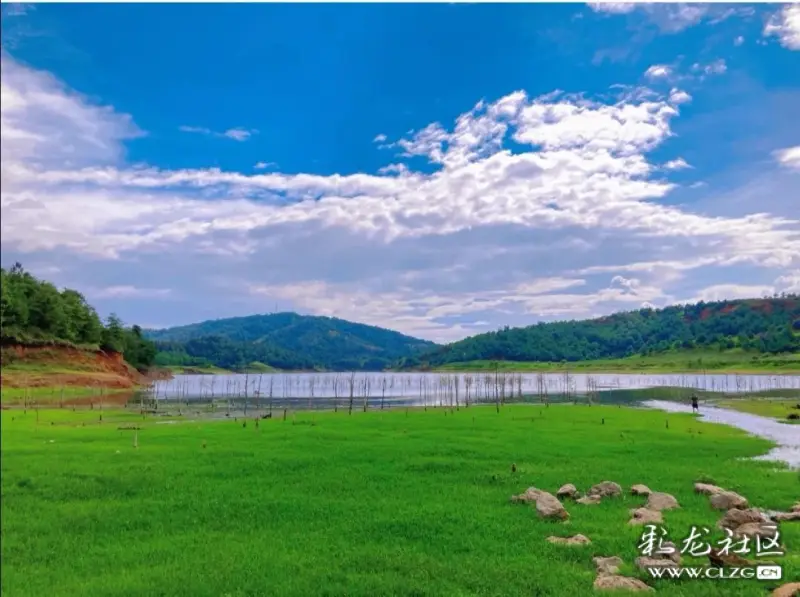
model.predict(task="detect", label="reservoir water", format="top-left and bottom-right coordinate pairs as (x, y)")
top-left (151, 371), bottom-right (800, 409)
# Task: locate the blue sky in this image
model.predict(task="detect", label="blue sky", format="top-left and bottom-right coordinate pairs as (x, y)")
top-left (1, 2), bottom-right (799, 342)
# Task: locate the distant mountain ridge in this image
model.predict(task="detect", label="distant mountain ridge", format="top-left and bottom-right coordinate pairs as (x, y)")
top-left (146, 312), bottom-right (436, 371)
top-left (400, 297), bottom-right (800, 369)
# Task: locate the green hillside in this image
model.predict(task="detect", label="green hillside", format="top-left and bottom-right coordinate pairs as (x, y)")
top-left (0, 264), bottom-right (157, 371)
top-left (146, 312), bottom-right (436, 371)
top-left (400, 297), bottom-right (800, 369)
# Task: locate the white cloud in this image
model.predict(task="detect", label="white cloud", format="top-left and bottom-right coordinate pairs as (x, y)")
top-left (373, 133), bottom-right (387, 143)
top-left (88, 285), bottom-right (172, 299)
top-left (254, 161), bottom-right (277, 170)
top-left (775, 271), bottom-right (800, 294)
top-left (2, 53), bottom-right (798, 340)
top-left (179, 125), bottom-right (257, 142)
top-left (589, 3), bottom-right (752, 33)
top-left (663, 158), bottom-right (691, 171)
top-left (764, 5), bottom-right (800, 50)
top-left (378, 163), bottom-right (409, 176)
top-left (734, 36), bottom-right (745, 47)
top-left (223, 128), bottom-right (256, 142)
top-left (691, 59), bottom-right (727, 76)
top-left (3, 3), bottom-right (34, 17)
top-left (588, 3), bottom-right (636, 15)
top-left (668, 89), bottom-right (692, 105)
top-left (691, 284), bottom-right (775, 303)
top-left (774, 146), bottom-right (800, 170)
top-left (644, 64), bottom-right (672, 80)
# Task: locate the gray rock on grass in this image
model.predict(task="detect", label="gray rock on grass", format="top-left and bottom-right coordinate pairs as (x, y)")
top-left (709, 490), bottom-right (748, 510)
top-left (628, 508), bottom-right (663, 525)
top-left (645, 492), bottom-right (679, 511)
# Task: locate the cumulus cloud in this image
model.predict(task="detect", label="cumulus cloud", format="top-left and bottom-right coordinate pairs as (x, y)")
top-left (774, 146), bottom-right (800, 170)
top-left (644, 64), bottom-right (672, 80)
top-left (1, 53), bottom-right (798, 340)
top-left (764, 4), bottom-right (800, 50)
top-left (662, 158), bottom-right (691, 171)
top-left (668, 88), bottom-right (692, 105)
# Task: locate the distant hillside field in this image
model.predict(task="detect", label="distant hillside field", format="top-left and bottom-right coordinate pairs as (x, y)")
top-left (401, 297), bottom-right (800, 370)
top-left (146, 312), bottom-right (436, 372)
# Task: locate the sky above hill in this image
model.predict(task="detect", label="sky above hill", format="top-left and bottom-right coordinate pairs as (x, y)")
top-left (1, 2), bottom-right (799, 342)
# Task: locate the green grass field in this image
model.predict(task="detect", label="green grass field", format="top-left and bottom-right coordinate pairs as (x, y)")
top-left (2, 404), bottom-right (798, 596)
top-left (0, 385), bottom-right (131, 404)
top-left (432, 350), bottom-right (800, 374)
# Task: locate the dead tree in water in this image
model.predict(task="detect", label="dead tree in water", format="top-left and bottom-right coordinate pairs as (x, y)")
top-left (268, 374), bottom-right (274, 416)
top-left (347, 372), bottom-right (356, 415)
top-left (333, 374), bottom-right (340, 412)
top-left (244, 371), bottom-right (250, 416)
top-left (362, 376), bottom-right (371, 412)
top-left (453, 374), bottom-right (460, 410)
top-left (380, 376), bottom-right (388, 410)
top-left (308, 375), bottom-right (317, 411)
top-left (515, 373), bottom-right (523, 401)
top-left (464, 374), bottom-right (473, 408)
top-left (536, 372), bottom-right (549, 407)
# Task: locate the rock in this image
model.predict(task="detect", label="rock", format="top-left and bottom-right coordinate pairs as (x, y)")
top-left (733, 522), bottom-right (779, 539)
top-left (511, 487), bottom-right (545, 504)
top-left (694, 482), bottom-right (724, 495)
top-left (536, 492), bottom-right (570, 521)
top-left (588, 481), bottom-right (622, 498)
top-left (771, 582), bottom-right (800, 597)
top-left (576, 495), bottom-right (602, 505)
top-left (718, 508), bottom-right (770, 530)
top-left (660, 542), bottom-right (681, 564)
top-left (791, 503), bottom-right (800, 513)
top-left (631, 484), bottom-right (652, 496)
top-left (593, 556), bottom-right (624, 575)
top-left (628, 508), bottom-right (663, 525)
top-left (646, 492), bottom-right (680, 511)
top-left (709, 490), bottom-right (748, 510)
top-left (556, 483), bottom-right (579, 499)
top-left (593, 575), bottom-right (653, 592)
top-left (771, 511), bottom-right (800, 523)
top-left (547, 534), bottom-right (591, 546)
top-left (635, 556), bottom-right (679, 571)
top-left (708, 548), bottom-right (755, 568)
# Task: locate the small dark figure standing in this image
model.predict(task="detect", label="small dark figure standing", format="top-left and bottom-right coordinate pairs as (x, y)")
top-left (691, 394), bottom-right (699, 414)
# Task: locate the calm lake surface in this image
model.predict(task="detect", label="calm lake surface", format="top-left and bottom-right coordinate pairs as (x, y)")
top-left (150, 372), bottom-right (800, 409)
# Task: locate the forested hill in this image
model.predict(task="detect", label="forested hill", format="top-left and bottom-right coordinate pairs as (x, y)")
top-left (401, 297), bottom-right (800, 368)
top-left (146, 313), bottom-right (436, 371)
top-left (0, 264), bottom-right (157, 370)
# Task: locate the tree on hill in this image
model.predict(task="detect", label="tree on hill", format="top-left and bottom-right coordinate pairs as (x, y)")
top-left (402, 298), bottom-right (800, 368)
top-left (0, 264), bottom-right (157, 370)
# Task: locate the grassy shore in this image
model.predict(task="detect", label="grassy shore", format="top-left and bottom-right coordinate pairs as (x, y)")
top-left (709, 397), bottom-right (800, 423)
top-left (431, 350), bottom-right (800, 374)
top-left (0, 385), bottom-right (131, 404)
top-left (2, 404), bottom-right (797, 597)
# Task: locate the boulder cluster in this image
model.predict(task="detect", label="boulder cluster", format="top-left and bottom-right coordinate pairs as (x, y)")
top-left (510, 479), bottom-right (798, 594)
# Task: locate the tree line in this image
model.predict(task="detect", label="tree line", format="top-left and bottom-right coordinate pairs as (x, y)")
top-left (0, 263), bottom-right (157, 370)
top-left (401, 297), bottom-right (800, 368)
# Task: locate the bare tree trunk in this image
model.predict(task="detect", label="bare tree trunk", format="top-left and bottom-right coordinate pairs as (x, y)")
top-left (348, 372), bottom-right (356, 415)
top-left (363, 376), bottom-right (371, 412)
